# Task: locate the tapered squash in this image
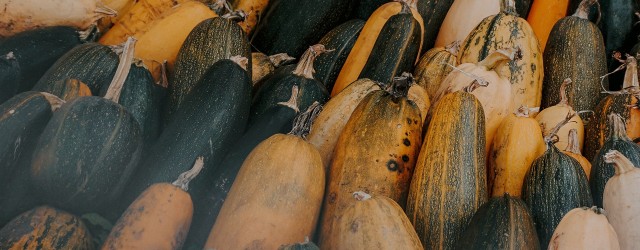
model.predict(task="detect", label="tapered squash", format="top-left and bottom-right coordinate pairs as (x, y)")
top-left (522, 117), bottom-right (593, 249)
top-left (0, 53), bottom-right (20, 103)
top-left (102, 158), bottom-right (203, 250)
top-left (584, 55), bottom-right (640, 162)
top-left (251, 52), bottom-right (295, 85)
top-left (166, 16), bottom-right (250, 120)
top-left (535, 79), bottom-right (584, 152)
top-left (434, 0), bottom-right (500, 47)
top-left (563, 128), bottom-right (591, 179)
top-left (456, 194), bottom-right (540, 250)
top-left (526, 0), bottom-right (569, 51)
top-left (30, 39), bottom-right (143, 214)
top-left (539, 0), bottom-right (607, 112)
top-left (0, 206), bottom-right (93, 249)
top-left (590, 114), bottom-right (640, 208)
top-left (548, 206), bottom-right (620, 250)
top-left (321, 191), bottom-right (423, 250)
top-left (414, 41), bottom-right (459, 100)
top-left (458, 0), bottom-right (543, 109)
top-left (232, 0), bottom-right (270, 34)
top-left (603, 150), bottom-right (640, 250)
top-left (331, 1), bottom-right (425, 96)
top-left (44, 79), bottom-right (92, 101)
top-left (205, 104), bottom-right (325, 250)
top-left (490, 106), bottom-right (545, 197)
top-left (406, 91), bottom-right (488, 249)
top-left (319, 76), bottom-right (423, 244)
top-left (600, 0), bottom-right (637, 58)
top-left (314, 19), bottom-right (366, 91)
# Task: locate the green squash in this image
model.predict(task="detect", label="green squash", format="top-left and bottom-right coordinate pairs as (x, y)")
top-left (314, 19), bottom-right (365, 91)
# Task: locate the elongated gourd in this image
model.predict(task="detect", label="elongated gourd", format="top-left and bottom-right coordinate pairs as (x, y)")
top-left (331, 1), bottom-right (425, 96)
top-left (232, 0), bottom-right (270, 34)
top-left (563, 128), bottom-right (591, 180)
top-left (603, 150), bottom-right (640, 250)
top-left (548, 206), bottom-right (620, 250)
top-left (319, 76), bottom-right (423, 245)
top-left (490, 106), bottom-right (545, 197)
top-left (458, 0), bottom-right (543, 109)
top-left (205, 104), bottom-right (325, 250)
top-left (434, 0), bottom-right (500, 47)
top-left (314, 19), bottom-right (366, 91)
top-left (102, 158), bottom-right (203, 250)
top-left (406, 91), bottom-right (488, 249)
top-left (536, 79), bottom-right (584, 152)
top-left (600, 0), bottom-right (636, 58)
top-left (414, 41), bottom-right (459, 100)
top-left (416, 0), bottom-right (455, 51)
top-left (526, 0), bottom-right (569, 51)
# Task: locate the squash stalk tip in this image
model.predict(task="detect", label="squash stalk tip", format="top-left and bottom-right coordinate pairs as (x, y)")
top-left (268, 53), bottom-right (296, 67)
top-left (39, 92), bottom-right (65, 112)
top-left (500, 0), bottom-right (518, 16)
top-left (104, 37), bottom-right (136, 103)
top-left (277, 85), bottom-right (301, 113)
top-left (557, 78), bottom-right (572, 106)
top-left (387, 72), bottom-right (413, 99)
top-left (543, 111), bottom-right (576, 144)
top-left (352, 191), bottom-right (372, 201)
top-left (230, 55), bottom-right (249, 71)
top-left (289, 102), bottom-right (323, 139)
top-left (159, 60), bottom-right (169, 88)
top-left (607, 113), bottom-right (631, 141)
top-left (573, 0), bottom-right (600, 20)
top-left (292, 44), bottom-right (333, 79)
top-left (478, 48), bottom-right (518, 71)
top-left (172, 156), bottom-right (205, 191)
top-left (564, 129), bottom-right (581, 154)
top-left (445, 41), bottom-right (461, 55)
top-left (222, 10), bottom-right (248, 23)
top-left (603, 150), bottom-right (636, 175)
top-left (515, 105), bottom-right (531, 117)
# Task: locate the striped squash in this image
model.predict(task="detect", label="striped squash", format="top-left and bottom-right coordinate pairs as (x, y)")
top-left (314, 19), bottom-right (366, 91)
top-left (413, 41), bottom-right (459, 100)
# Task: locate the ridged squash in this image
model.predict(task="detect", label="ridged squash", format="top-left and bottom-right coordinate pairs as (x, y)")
top-left (548, 206), bottom-right (620, 250)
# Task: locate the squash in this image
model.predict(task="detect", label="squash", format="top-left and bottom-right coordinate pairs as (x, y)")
top-left (331, 1), bottom-right (425, 96)
top-left (205, 104), bottom-right (325, 250)
top-left (522, 114), bottom-right (593, 249)
top-left (0, 53), bottom-right (20, 103)
top-left (584, 55), bottom-right (640, 162)
top-left (133, 1), bottom-right (218, 80)
top-left (32, 43), bottom-right (120, 95)
top-left (99, 0), bottom-right (182, 45)
top-left (603, 150), bottom-right (640, 250)
top-left (252, 52), bottom-right (295, 85)
top-left (456, 194), bottom-right (540, 250)
top-left (319, 75), bottom-right (423, 244)
top-left (416, 0), bottom-right (455, 51)
top-left (166, 16), bottom-right (250, 121)
top-left (30, 39), bottom-right (142, 214)
top-left (249, 0), bottom-right (354, 58)
top-left (489, 106), bottom-right (545, 197)
top-left (539, 0), bottom-right (607, 113)
top-left (102, 158), bottom-right (203, 250)
top-left (434, 0), bottom-right (500, 47)
top-left (183, 86), bottom-right (299, 249)
top-left (535, 78), bottom-right (584, 152)
top-left (44, 79), bottom-right (92, 101)
top-left (563, 128), bottom-right (591, 179)
top-left (251, 44), bottom-right (330, 123)
top-left (0, 26), bottom-right (83, 93)
top-left (0, 206), bottom-right (93, 249)
top-left (0, 162), bottom-right (41, 228)
top-left (548, 206), bottom-right (620, 250)
top-left (406, 91), bottom-right (487, 249)
top-left (97, 0), bottom-right (137, 33)
top-left (458, 0), bottom-right (543, 109)
top-left (590, 113), bottom-right (640, 208)
top-left (0, 0), bottom-right (116, 38)
top-left (600, 0), bottom-right (637, 58)
top-left (353, 0), bottom-right (389, 19)
top-left (232, 0), bottom-right (270, 34)
top-left (314, 19), bottom-right (366, 91)
top-left (320, 191), bottom-right (423, 249)
top-left (280, 239), bottom-right (320, 250)
top-left (414, 41), bottom-right (459, 100)
top-left (526, 0), bottom-right (570, 51)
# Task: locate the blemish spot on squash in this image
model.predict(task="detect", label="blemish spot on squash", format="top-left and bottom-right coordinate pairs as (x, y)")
top-left (403, 138), bottom-right (411, 146)
top-left (407, 118), bottom-right (412, 124)
top-left (328, 192), bottom-right (337, 204)
top-left (387, 160), bottom-right (398, 172)
top-left (402, 155), bottom-right (410, 162)
top-left (350, 221), bottom-right (359, 233)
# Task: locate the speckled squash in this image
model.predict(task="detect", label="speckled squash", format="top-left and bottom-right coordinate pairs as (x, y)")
top-left (603, 150), bottom-right (640, 250)
top-left (43, 79), bottom-right (92, 101)
top-left (413, 41), bottom-right (459, 100)
top-left (416, 0), bottom-right (456, 51)
top-left (314, 19), bottom-right (365, 91)
top-left (548, 206), bottom-right (620, 250)
top-left (406, 91), bottom-right (488, 249)
top-left (0, 206), bottom-right (93, 250)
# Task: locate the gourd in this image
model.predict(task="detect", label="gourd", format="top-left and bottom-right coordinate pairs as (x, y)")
top-left (413, 41), bottom-right (459, 100)
top-left (547, 206), bottom-right (620, 250)
top-left (314, 19), bottom-right (366, 91)
top-left (232, 0), bottom-right (270, 35)
top-left (535, 78), bottom-right (584, 152)
top-left (251, 52), bottom-right (295, 85)
top-left (603, 150), bottom-right (640, 250)
top-left (44, 79), bottom-right (92, 102)
top-left (526, 0), bottom-right (570, 51)
top-left (562, 128), bottom-right (591, 180)
top-left (434, 0), bottom-right (500, 47)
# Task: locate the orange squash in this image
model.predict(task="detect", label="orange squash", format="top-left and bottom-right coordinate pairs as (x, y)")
top-left (434, 0), bottom-right (501, 47)
top-left (98, 0), bottom-right (138, 34)
top-left (414, 40), bottom-right (460, 100)
top-left (603, 150), bottom-right (640, 250)
top-left (563, 128), bottom-right (591, 179)
top-left (535, 78), bottom-right (584, 152)
top-left (548, 206), bottom-right (620, 249)
top-left (102, 158), bottom-right (203, 250)
top-left (527, 0), bottom-right (570, 51)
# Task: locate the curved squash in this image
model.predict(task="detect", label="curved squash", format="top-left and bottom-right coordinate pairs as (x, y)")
top-left (548, 206), bottom-right (620, 250)
top-left (458, 0), bottom-right (543, 109)
top-left (414, 41), bottom-right (459, 100)
top-left (536, 79), bottom-right (584, 152)
top-left (434, 0), bottom-right (500, 47)
top-left (321, 192), bottom-right (423, 249)
top-left (526, 0), bottom-right (570, 51)
top-left (44, 79), bottom-right (92, 101)
top-left (539, 0), bottom-right (607, 113)
top-left (406, 91), bottom-right (487, 249)
top-left (0, 206), bottom-right (93, 249)
top-left (457, 194), bottom-right (540, 249)
top-left (563, 128), bottom-right (591, 180)
top-left (603, 150), bottom-right (640, 250)
top-left (314, 19), bottom-right (366, 91)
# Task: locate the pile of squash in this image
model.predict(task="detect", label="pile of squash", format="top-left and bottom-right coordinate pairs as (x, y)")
top-left (2, 0), bottom-right (640, 249)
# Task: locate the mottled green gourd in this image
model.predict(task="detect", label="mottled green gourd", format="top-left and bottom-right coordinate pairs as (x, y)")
top-left (313, 19), bottom-right (365, 91)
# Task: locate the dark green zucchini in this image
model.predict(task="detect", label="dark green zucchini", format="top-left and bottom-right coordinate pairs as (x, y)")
top-left (540, 3), bottom-right (608, 112)
top-left (358, 6), bottom-right (421, 85)
top-left (417, 0), bottom-right (455, 51)
top-left (0, 52), bottom-right (20, 103)
top-left (184, 86), bottom-right (299, 249)
top-left (522, 141), bottom-right (592, 249)
top-left (32, 43), bottom-right (119, 95)
top-left (590, 114), bottom-right (640, 207)
top-left (0, 26), bottom-right (82, 92)
top-left (353, 0), bottom-right (389, 20)
top-left (251, 45), bottom-right (330, 124)
top-left (314, 19), bottom-right (365, 91)
top-left (456, 194), bottom-right (540, 250)
top-left (167, 17), bottom-right (251, 122)
top-left (119, 57), bottom-right (252, 219)
top-left (43, 79), bottom-right (92, 101)
top-left (0, 164), bottom-right (41, 228)
top-left (601, 0), bottom-right (637, 59)
top-left (250, 0), bottom-right (355, 58)
top-left (515, 0), bottom-right (532, 19)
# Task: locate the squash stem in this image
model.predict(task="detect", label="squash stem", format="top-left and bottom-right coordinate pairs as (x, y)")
top-left (222, 10), bottom-right (247, 23)
top-left (39, 92), bottom-right (65, 112)
top-left (478, 48), bottom-right (518, 71)
top-left (277, 86), bottom-right (300, 113)
top-left (500, 0), bottom-right (518, 16)
top-left (557, 78), bottom-right (572, 106)
top-left (292, 44), bottom-right (333, 79)
top-left (586, 206), bottom-right (605, 215)
top-left (104, 37), bottom-right (136, 103)
top-left (387, 72), bottom-right (413, 99)
top-left (95, 2), bottom-right (118, 17)
top-left (515, 105), bottom-right (531, 117)
top-left (445, 41), bottom-right (461, 55)
top-left (353, 191), bottom-right (372, 201)
top-left (608, 113), bottom-right (631, 141)
top-left (573, 0), bottom-right (599, 20)
top-left (230, 55), bottom-right (249, 71)
top-left (289, 102), bottom-right (323, 139)
top-left (564, 129), bottom-right (581, 154)
top-left (159, 60), bottom-right (169, 88)
top-left (622, 56), bottom-right (639, 91)
top-left (269, 53), bottom-right (296, 68)
top-left (172, 157), bottom-right (205, 191)
top-left (604, 150), bottom-right (636, 175)
top-left (543, 111), bottom-right (576, 144)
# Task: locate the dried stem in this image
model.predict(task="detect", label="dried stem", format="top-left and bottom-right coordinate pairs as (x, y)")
top-left (276, 86), bottom-right (300, 113)
top-left (104, 37), bottom-right (136, 103)
top-left (557, 78), bottom-right (572, 106)
top-left (172, 157), bottom-right (204, 191)
top-left (607, 113), bottom-right (631, 141)
top-left (543, 111), bottom-right (576, 144)
top-left (386, 72), bottom-right (414, 99)
top-left (353, 191), bottom-right (372, 201)
top-left (292, 44), bottom-right (333, 79)
top-left (445, 41), bottom-right (461, 55)
top-left (564, 129), bottom-right (581, 154)
top-left (289, 102), bottom-right (323, 139)
top-left (604, 150), bottom-right (637, 175)
top-left (269, 53), bottom-right (296, 67)
top-left (515, 105), bottom-right (530, 117)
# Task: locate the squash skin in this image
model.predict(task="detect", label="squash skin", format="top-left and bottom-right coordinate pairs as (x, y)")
top-left (205, 134), bottom-right (325, 250)
top-left (314, 19), bottom-right (365, 91)
top-left (0, 26), bottom-right (81, 93)
top-left (522, 143), bottom-right (593, 249)
top-left (526, 0), bottom-right (570, 51)
top-left (0, 54), bottom-right (21, 105)
top-left (353, 0), bottom-right (389, 20)
top-left (321, 194), bottom-right (423, 249)
top-left (319, 89), bottom-right (423, 245)
top-left (30, 96), bottom-right (143, 214)
top-left (32, 43), bottom-right (120, 96)
top-left (416, 0), bottom-right (455, 51)
top-left (548, 207), bottom-right (620, 250)
top-left (0, 206), bottom-right (93, 250)
top-left (0, 163), bottom-right (41, 228)
top-left (166, 17), bottom-right (250, 121)
top-left (535, 105), bottom-right (584, 153)
top-left (600, 0), bottom-right (637, 58)
top-left (603, 151), bottom-right (640, 250)
top-left (540, 15), bottom-right (608, 113)
top-left (434, 0), bottom-right (500, 47)
top-left (414, 44), bottom-right (458, 100)
top-left (406, 91), bottom-right (488, 249)
top-left (456, 194), bottom-right (540, 250)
